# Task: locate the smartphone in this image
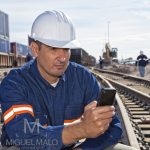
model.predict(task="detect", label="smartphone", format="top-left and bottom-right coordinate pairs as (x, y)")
top-left (97, 88), bottom-right (116, 106)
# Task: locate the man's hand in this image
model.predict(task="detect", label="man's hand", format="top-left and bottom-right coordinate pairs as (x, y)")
top-left (81, 101), bottom-right (115, 138)
top-left (62, 101), bottom-right (115, 145)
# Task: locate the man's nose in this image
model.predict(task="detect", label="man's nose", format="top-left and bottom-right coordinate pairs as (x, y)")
top-left (58, 49), bottom-right (67, 62)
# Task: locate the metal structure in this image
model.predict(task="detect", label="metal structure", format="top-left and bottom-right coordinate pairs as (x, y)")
top-left (0, 10), bottom-right (10, 53)
top-left (102, 42), bottom-right (118, 65)
top-left (70, 48), bottom-right (96, 66)
top-left (0, 10), bottom-right (30, 68)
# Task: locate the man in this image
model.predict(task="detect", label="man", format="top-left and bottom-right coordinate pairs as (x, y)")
top-left (99, 56), bottom-right (103, 69)
top-left (136, 51), bottom-right (148, 77)
top-left (0, 10), bottom-right (136, 150)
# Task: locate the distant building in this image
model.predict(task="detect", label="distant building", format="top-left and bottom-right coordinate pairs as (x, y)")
top-left (0, 10), bottom-right (10, 53)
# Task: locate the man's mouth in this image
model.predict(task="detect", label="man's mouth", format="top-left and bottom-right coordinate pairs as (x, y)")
top-left (55, 65), bottom-right (65, 69)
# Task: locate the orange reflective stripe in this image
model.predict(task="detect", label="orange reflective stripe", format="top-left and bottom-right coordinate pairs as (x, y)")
top-left (3, 104), bottom-right (34, 124)
top-left (4, 114), bottom-right (15, 125)
top-left (43, 124), bottom-right (48, 127)
top-left (3, 107), bottom-right (13, 118)
top-left (64, 117), bottom-right (80, 125)
top-left (3, 104), bottom-right (33, 117)
top-left (15, 110), bottom-right (34, 117)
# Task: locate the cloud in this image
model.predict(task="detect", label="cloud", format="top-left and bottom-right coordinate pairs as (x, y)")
top-left (0, 0), bottom-right (150, 60)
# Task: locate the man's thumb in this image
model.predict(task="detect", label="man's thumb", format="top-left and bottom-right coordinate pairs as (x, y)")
top-left (84, 101), bottom-right (97, 112)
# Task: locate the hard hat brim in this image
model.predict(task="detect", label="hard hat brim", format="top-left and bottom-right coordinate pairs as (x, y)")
top-left (29, 36), bottom-right (81, 49)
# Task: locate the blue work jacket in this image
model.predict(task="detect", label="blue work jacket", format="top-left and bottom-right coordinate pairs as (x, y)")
top-left (136, 54), bottom-right (148, 67)
top-left (0, 59), bottom-right (122, 150)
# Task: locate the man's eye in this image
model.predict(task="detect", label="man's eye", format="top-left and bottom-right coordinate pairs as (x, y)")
top-left (52, 47), bottom-right (57, 50)
top-left (49, 47), bottom-right (56, 51)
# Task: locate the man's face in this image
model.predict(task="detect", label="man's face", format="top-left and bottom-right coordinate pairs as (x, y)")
top-left (33, 42), bottom-right (70, 83)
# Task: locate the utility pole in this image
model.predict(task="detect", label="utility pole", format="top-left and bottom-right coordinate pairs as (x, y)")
top-left (107, 21), bottom-right (110, 43)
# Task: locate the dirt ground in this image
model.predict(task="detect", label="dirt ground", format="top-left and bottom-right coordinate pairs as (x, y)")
top-left (132, 64), bottom-right (150, 80)
top-left (105, 64), bottom-right (150, 80)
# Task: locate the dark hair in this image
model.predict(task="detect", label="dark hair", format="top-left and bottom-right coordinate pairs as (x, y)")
top-left (29, 37), bottom-right (42, 49)
top-left (34, 40), bottom-right (42, 49)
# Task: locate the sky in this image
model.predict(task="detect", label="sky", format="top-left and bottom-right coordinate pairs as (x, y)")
top-left (0, 0), bottom-right (150, 61)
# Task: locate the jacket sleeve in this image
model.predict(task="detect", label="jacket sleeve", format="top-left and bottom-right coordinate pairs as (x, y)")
top-left (77, 70), bottom-right (122, 150)
top-left (0, 70), bottom-right (64, 150)
top-left (76, 115), bottom-right (122, 150)
top-left (145, 55), bottom-right (149, 65)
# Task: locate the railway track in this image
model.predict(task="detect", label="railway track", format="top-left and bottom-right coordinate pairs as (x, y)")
top-left (92, 69), bottom-right (150, 150)
top-left (94, 68), bottom-right (150, 96)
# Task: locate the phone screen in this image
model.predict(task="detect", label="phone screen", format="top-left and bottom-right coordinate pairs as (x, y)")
top-left (97, 88), bottom-right (116, 106)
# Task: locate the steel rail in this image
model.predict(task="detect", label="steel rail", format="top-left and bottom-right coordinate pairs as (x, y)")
top-left (93, 72), bottom-right (140, 150)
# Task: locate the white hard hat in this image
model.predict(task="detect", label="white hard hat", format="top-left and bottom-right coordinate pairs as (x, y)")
top-left (140, 50), bottom-right (143, 54)
top-left (29, 10), bottom-right (81, 49)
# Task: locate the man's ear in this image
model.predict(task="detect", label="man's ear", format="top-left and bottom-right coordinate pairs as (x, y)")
top-left (30, 42), bottom-right (39, 57)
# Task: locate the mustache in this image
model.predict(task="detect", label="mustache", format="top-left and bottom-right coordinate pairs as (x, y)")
top-left (55, 63), bottom-right (65, 66)
top-left (55, 61), bottom-right (69, 65)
